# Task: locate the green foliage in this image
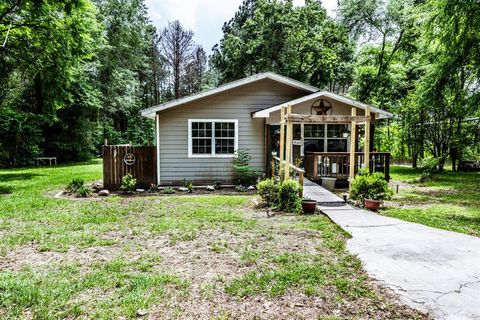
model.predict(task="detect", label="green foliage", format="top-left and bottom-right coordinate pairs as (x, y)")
top-left (162, 187), bottom-right (176, 194)
top-left (75, 186), bottom-right (91, 198)
top-left (350, 171), bottom-right (393, 203)
top-left (66, 178), bottom-right (85, 193)
top-left (257, 178), bottom-right (301, 213)
top-left (278, 179), bottom-right (302, 213)
top-left (233, 150), bottom-right (258, 186)
top-left (211, 0), bottom-right (354, 90)
top-left (182, 178), bottom-right (192, 188)
top-left (120, 174), bottom-right (137, 193)
top-left (257, 178), bottom-right (279, 207)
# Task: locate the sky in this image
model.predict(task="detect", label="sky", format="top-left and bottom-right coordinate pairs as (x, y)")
top-left (145, 0), bottom-right (339, 54)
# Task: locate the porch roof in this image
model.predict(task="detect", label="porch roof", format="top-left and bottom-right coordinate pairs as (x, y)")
top-left (252, 91), bottom-right (393, 119)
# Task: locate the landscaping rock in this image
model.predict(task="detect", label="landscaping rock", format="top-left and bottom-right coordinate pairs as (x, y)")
top-left (136, 188), bottom-right (145, 193)
top-left (178, 187), bottom-right (189, 192)
top-left (206, 185), bottom-right (215, 191)
top-left (247, 185), bottom-right (256, 190)
top-left (91, 182), bottom-right (103, 191)
top-left (136, 309), bottom-right (148, 317)
top-left (98, 189), bottom-right (109, 197)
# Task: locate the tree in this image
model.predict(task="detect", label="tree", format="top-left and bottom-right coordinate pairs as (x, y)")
top-left (0, 0), bottom-right (101, 165)
top-left (183, 45), bottom-right (207, 95)
top-left (409, 0), bottom-right (480, 170)
top-left (94, 0), bottom-right (157, 147)
top-left (211, 0), bottom-right (354, 92)
top-left (338, 0), bottom-right (416, 104)
top-left (160, 20), bottom-right (195, 99)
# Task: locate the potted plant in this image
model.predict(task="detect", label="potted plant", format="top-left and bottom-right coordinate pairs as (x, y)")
top-left (301, 197), bottom-right (317, 214)
top-left (321, 176), bottom-right (337, 191)
top-left (350, 170), bottom-right (393, 211)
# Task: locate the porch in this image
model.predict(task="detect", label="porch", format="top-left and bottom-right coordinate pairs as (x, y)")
top-left (304, 151), bottom-right (391, 181)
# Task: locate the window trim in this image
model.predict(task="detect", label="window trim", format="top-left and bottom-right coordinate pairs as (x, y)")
top-left (188, 119), bottom-right (239, 158)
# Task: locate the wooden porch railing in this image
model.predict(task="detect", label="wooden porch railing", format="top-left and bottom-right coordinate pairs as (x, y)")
top-left (304, 152), bottom-right (390, 180)
top-left (272, 156), bottom-right (305, 196)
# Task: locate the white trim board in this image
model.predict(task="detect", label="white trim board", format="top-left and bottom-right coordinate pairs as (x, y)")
top-left (156, 114), bottom-right (161, 185)
top-left (253, 91), bottom-right (393, 119)
top-left (141, 72), bottom-right (318, 119)
top-left (187, 119), bottom-right (239, 158)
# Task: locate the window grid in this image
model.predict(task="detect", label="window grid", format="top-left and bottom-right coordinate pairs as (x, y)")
top-left (301, 124), bottom-right (348, 154)
top-left (189, 120), bottom-right (237, 157)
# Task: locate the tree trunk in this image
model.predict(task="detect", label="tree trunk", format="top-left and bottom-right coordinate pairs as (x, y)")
top-left (34, 76), bottom-right (43, 114)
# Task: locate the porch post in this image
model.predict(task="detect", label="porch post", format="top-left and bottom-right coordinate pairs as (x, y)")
top-left (279, 106), bottom-right (285, 180)
top-left (349, 107), bottom-right (357, 189)
top-left (364, 106), bottom-right (371, 170)
top-left (284, 105), bottom-right (292, 179)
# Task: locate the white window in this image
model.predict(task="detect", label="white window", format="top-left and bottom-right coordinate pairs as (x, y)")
top-left (188, 119), bottom-right (238, 157)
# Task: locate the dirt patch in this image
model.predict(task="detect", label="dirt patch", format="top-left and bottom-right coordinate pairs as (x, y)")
top-left (1, 200), bottom-right (430, 319)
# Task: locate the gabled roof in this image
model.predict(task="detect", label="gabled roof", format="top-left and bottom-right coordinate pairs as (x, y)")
top-left (141, 72), bottom-right (319, 119)
top-left (252, 91), bottom-right (393, 119)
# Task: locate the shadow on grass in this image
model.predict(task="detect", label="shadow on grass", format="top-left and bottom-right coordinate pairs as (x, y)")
top-left (0, 172), bottom-right (41, 183)
top-left (0, 185), bottom-right (13, 195)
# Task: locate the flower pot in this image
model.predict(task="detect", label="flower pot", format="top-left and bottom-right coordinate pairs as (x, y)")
top-left (364, 199), bottom-right (381, 211)
top-left (321, 177), bottom-right (337, 192)
top-left (301, 199), bottom-right (317, 214)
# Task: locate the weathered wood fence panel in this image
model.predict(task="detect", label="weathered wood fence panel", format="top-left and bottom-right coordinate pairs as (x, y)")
top-left (103, 145), bottom-right (156, 190)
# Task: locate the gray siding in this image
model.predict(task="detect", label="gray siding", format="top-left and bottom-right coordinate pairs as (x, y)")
top-left (157, 79), bottom-right (308, 185)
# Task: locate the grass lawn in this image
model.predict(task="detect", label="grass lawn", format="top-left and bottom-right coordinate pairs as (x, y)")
top-left (382, 166), bottom-right (480, 237)
top-left (0, 162), bottom-right (428, 319)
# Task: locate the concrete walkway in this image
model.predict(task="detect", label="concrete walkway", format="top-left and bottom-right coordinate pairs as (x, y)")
top-left (303, 178), bottom-right (345, 204)
top-left (303, 182), bottom-right (480, 319)
top-left (319, 205), bottom-right (480, 320)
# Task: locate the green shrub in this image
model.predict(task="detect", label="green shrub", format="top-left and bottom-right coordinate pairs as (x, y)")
top-left (350, 170), bottom-right (393, 203)
top-left (66, 178), bottom-right (84, 193)
top-left (418, 157), bottom-right (441, 182)
top-left (121, 173), bottom-right (137, 193)
top-left (257, 178), bottom-right (279, 207)
top-left (233, 150), bottom-right (258, 186)
top-left (162, 186), bottom-right (176, 194)
top-left (257, 178), bottom-right (301, 213)
top-left (182, 178), bottom-right (192, 188)
top-left (75, 185), bottom-right (91, 198)
top-left (278, 179), bottom-right (302, 213)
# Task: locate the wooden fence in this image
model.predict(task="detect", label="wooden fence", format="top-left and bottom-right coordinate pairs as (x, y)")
top-left (103, 145), bottom-right (157, 190)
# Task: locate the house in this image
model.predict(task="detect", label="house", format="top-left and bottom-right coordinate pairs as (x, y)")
top-left (140, 72), bottom-right (393, 186)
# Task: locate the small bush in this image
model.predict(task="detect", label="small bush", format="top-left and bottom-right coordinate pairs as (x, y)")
top-left (162, 187), bottom-right (176, 194)
top-left (278, 179), bottom-right (301, 213)
top-left (418, 157), bottom-right (441, 182)
top-left (235, 185), bottom-right (248, 192)
top-left (66, 178), bottom-right (84, 193)
top-left (121, 173), bottom-right (137, 193)
top-left (182, 178), bottom-right (192, 188)
top-left (233, 150), bottom-right (258, 186)
top-left (257, 178), bottom-right (301, 213)
top-left (257, 178), bottom-right (279, 207)
top-left (350, 170), bottom-right (393, 203)
top-left (187, 182), bottom-right (193, 193)
top-left (148, 184), bottom-right (159, 193)
top-left (75, 185), bottom-right (91, 198)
